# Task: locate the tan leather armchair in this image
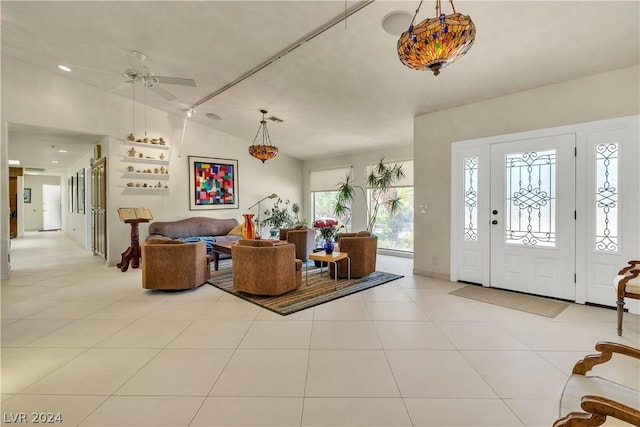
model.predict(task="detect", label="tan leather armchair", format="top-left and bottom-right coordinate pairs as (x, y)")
top-left (330, 232), bottom-right (377, 279)
top-left (279, 227), bottom-right (315, 261)
top-left (141, 239), bottom-right (210, 290)
top-left (613, 260), bottom-right (640, 336)
top-left (231, 240), bottom-right (302, 295)
top-left (553, 341), bottom-right (640, 427)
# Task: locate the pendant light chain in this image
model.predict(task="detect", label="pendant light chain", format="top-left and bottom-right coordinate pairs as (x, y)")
top-left (131, 81), bottom-right (136, 136)
top-left (144, 83), bottom-right (148, 137)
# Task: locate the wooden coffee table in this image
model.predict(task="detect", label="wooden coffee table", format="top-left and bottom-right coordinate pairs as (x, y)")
top-left (308, 251), bottom-right (350, 287)
top-left (211, 241), bottom-right (234, 271)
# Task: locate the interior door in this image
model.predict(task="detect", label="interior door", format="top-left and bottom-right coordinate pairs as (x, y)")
top-left (91, 158), bottom-right (107, 259)
top-left (42, 184), bottom-right (61, 230)
top-left (490, 134), bottom-right (576, 300)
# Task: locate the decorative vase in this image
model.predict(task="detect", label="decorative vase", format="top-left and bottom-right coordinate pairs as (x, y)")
top-left (241, 214), bottom-right (256, 239)
top-left (324, 240), bottom-right (335, 254)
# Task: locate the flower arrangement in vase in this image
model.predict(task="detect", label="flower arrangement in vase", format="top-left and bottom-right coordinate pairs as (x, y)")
top-left (313, 219), bottom-right (343, 254)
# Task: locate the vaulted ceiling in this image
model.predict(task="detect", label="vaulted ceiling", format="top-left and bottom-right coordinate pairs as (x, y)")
top-left (3, 1), bottom-right (639, 173)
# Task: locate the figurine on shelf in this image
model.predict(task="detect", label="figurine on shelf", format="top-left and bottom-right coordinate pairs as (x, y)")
top-left (159, 153), bottom-right (165, 160)
top-left (159, 165), bottom-right (165, 174)
top-left (159, 137), bottom-right (166, 146)
top-left (138, 153), bottom-right (143, 158)
top-left (154, 168), bottom-right (159, 174)
top-left (127, 166), bottom-right (134, 172)
top-left (135, 183), bottom-right (141, 187)
top-left (126, 182), bottom-right (134, 187)
top-left (127, 147), bottom-right (136, 157)
top-left (126, 133), bottom-right (135, 142)
top-left (143, 137), bottom-right (149, 144)
top-left (150, 138), bottom-right (158, 145)
top-left (157, 181), bottom-right (162, 188)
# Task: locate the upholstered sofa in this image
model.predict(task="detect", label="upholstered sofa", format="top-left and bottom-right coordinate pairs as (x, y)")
top-left (330, 231), bottom-right (377, 278)
top-left (231, 240), bottom-right (302, 296)
top-left (141, 238), bottom-right (210, 290)
top-left (146, 217), bottom-right (241, 255)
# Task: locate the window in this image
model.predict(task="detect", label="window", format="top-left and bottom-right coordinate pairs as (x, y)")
top-left (309, 167), bottom-right (352, 236)
top-left (504, 150), bottom-right (556, 247)
top-left (367, 160), bottom-right (414, 252)
top-left (463, 156), bottom-right (478, 241)
top-left (369, 186), bottom-right (414, 252)
top-left (595, 142), bottom-right (618, 252)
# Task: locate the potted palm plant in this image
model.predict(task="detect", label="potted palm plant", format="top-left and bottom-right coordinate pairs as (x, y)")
top-left (333, 156), bottom-right (405, 233)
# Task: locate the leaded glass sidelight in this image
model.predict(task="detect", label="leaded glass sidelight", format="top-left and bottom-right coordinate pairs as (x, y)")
top-left (505, 150), bottom-right (556, 246)
top-left (595, 143), bottom-right (618, 252)
top-left (463, 157), bottom-right (478, 241)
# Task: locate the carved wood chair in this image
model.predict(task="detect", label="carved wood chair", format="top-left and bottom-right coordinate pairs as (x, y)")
top-left (553, 341), bottom-right (640, 427)
top-left (614, 260), bottom-right (640, 336)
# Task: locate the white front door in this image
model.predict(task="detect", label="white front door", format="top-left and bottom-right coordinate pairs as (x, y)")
top-left (451, 116), bottom-right (639, 309)
top-left (489, 134), bottom-right (576, 300)
top-left (42, 184), bottom-right (61, 231)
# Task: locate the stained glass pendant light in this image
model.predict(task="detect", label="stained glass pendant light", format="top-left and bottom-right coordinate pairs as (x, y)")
top-left (249, 109), bottom-right (279, 163)
top-left (398, 0), bottom-right (475, 76)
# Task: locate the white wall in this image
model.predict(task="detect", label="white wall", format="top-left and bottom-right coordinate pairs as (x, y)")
top-left (65, 147), bottom-right (95, 249)
top-left (1, 57), bottom-right (303, 273)
top-left (23, 175), bottom-right (62, 231)
top-left (414, 65), bottom-right (640, 279)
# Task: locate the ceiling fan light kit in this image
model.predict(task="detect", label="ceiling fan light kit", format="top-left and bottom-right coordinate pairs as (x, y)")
top-left (249, 109), bottom-right (279, 163)
top-left (398, 0), bottom-right (475, 76)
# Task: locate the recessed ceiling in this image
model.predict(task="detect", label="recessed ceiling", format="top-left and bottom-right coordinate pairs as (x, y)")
top-left (2, 1), bottom-right (639, 173)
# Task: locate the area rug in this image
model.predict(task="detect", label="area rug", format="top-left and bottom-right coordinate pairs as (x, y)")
top-left (207, 265), bottom-right (403, 315)
top-left (450, 285), bottom-right (569, 318)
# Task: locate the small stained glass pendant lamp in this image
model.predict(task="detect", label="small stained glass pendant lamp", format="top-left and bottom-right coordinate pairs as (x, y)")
top-left (397, 0), bottom-right (476, 76)
top-left (249, 109), bottom-right (279, 163)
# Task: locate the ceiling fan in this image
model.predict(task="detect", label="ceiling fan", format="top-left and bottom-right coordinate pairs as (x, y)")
top-left (91, 50), bottom-right (196, 102)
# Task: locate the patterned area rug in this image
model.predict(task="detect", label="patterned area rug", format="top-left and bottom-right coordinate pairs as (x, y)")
top-left (207, 264), bottom-right (403, 315)
top-left (450, 285), bottom-right (570, 318)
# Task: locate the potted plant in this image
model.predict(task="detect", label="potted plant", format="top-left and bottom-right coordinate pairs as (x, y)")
top-left (261, 198), bottom-right (294, 236)
top-left (333, 156), bottom-right (405, 233)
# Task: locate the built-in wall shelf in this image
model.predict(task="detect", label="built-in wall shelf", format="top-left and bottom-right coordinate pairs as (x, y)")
top-left (122, 172), bottom-right (170, 180)
top-left (120, 137), bottom-right (171, 196)
top-left (123, 187), bottom-right (170, 194)
top-left (121, 156), bottom-right (169, 165)
top-left (121, 139), bottom-right (169, 150)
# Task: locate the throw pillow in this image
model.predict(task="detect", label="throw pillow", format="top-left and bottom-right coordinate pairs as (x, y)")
top-left (227, 224), bottom-right (243, 235)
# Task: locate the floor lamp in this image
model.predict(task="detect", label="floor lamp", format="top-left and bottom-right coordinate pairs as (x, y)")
top-left (248, 193), bottom-right (278, 238)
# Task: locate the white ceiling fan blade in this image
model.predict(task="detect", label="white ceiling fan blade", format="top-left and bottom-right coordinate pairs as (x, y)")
top-left (156, 76), bottom-right (196, 87)
top-left (109, 80), bottom-right (133, 93)
top-left (68, 63), bottom-right (121, 76)
top-left (149, 84), bottom-right (177, 102)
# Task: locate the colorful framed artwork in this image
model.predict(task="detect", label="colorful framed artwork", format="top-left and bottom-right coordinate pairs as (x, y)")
top-left (24, 188), bottom-right (31, 203)
top-left (188, 156), bottom-right (239, 210)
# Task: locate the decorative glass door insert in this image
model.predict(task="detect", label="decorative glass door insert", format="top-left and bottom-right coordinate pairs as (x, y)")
top-left (504, 150), bottom-right (556, 247)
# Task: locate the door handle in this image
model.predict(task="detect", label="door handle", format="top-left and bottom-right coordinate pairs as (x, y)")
top-left (492, 210), bottom-right (498, 215)
top-left (491, 220), bottom-right (498, 225)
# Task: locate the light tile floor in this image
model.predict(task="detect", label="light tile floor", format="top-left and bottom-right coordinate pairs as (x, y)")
top-left (1, 231), bottom-right (638, 426)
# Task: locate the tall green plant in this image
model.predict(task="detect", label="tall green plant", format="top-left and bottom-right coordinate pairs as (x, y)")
top-left (261, 198), bottom-right (294, 229)
top-left (334, 156), bottom-right (405, 232)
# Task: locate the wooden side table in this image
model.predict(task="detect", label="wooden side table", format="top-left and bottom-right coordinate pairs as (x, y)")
top-left (308, 251), bottom-right (351, 288)
top-left (116, 218), bottom-right (149, 272)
